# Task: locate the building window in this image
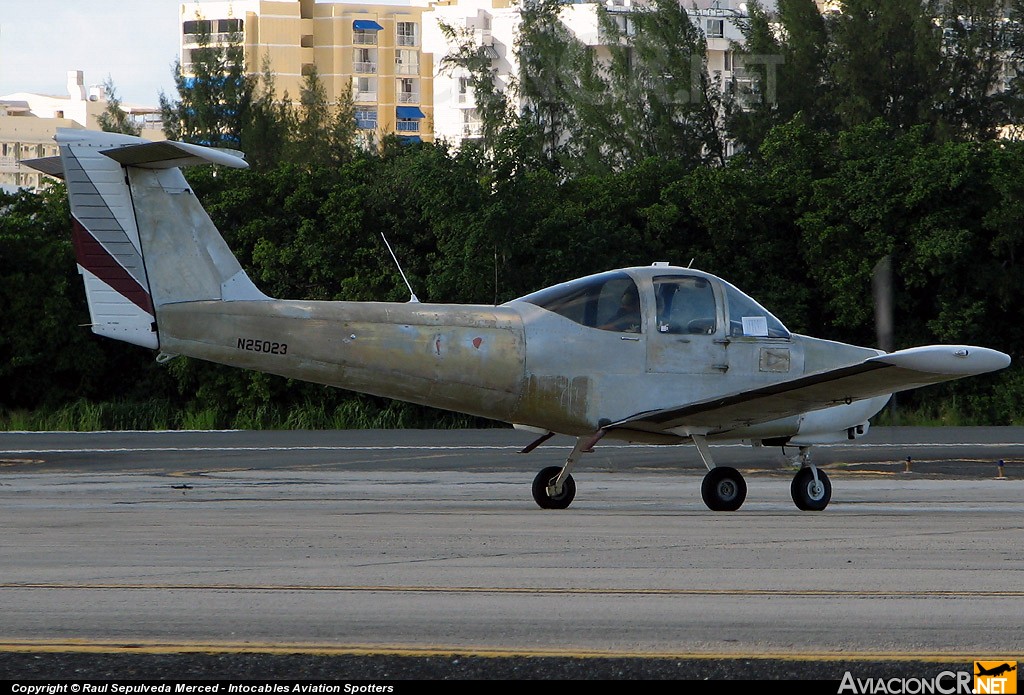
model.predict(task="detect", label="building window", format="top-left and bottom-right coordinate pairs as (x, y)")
top-left (355, 109), bottom-right (377, 129)
top-left (354, 76), bottom-right (377, 101)
top-left (183, 18), bottom-right (242, 45)
top-left (354, 29), bottom-right (377, 45)
top-left (463, 109), bottom-right (482, 138)
top-left (355, 48), bottom-right (377, 73)
top-left (183, 19), bottom-right (212, 35)
top-left (397, 22), bottom-right (418, 47)
top-left (398, 77), bottom-right (418, 103)
top-left (396, 106), bottom-right (425, 132)
top-left (395, 49), bottom-right (418, 75)
top-left (397, 118), bottom-right (419, 133)
top-left (706, 19), bottom-right (724, 38)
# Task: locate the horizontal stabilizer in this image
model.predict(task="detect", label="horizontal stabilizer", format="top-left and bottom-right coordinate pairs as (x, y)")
top-left (101, 140), bottom-right (249, 170)
top-left (22, 156), bottom-right (65, 179)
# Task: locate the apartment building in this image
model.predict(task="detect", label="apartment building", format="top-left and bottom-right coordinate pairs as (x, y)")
top-left (179, 0), bottom-right (809, 150)
top-left (424, 0), bottom-right (771, 147)
top-left (181, 0), bottom-right (435, 143)
top-left (0, 70), bottom-right (162, 191)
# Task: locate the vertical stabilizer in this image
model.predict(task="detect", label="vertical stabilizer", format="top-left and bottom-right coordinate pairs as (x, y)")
top-left (55, 130), bottom-right (160, 348)
top-left (28, 129), bottom-right (262, 350)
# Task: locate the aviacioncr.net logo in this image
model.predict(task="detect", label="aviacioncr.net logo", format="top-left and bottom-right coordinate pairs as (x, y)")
top-left (838, 671), bottom-right (973, 694)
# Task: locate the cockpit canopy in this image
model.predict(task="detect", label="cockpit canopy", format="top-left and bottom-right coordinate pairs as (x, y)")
top-left (514, 268), bottom-right (790, 339)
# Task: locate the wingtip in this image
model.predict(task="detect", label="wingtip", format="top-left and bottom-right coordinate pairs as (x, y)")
top-left (872, 345), bottom-right (1011, 376)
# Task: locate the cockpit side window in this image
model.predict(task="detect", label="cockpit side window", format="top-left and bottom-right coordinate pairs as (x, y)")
top-left (518, 271), bottom-right (642, 333)
top-left (723, 283), bottom-right (790, 338)
top-left (654, 275), bottom-right (717, 335)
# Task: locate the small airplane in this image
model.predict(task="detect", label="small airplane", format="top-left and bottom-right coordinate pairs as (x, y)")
top-left (975, 663), bottom-right (1017, 678)
top-left (27, 130), bottom-right (1012, 512)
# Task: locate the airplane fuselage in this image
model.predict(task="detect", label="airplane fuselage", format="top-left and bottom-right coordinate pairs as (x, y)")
top-left (156, 293), bottom-right (887, 444)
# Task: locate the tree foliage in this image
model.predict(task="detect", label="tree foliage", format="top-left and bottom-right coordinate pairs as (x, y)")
top-left (96, 77), bottom-right (142, 136)
top-left (160, 22), bottom-right (252, 148)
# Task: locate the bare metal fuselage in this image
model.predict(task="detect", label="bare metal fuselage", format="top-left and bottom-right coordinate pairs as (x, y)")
top-left (157, 297), bottom-right (882, 443)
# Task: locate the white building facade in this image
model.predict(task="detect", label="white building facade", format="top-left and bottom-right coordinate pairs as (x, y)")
top-left (0, 71), bottom-right (162, 191)
top-left (423, 0), bottom-right (775, 148)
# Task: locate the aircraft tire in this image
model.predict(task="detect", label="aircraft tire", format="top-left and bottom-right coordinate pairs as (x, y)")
top-left (701, 467), bottom-right (746, 511)
top-left (791, 467), bottom-right (831, 511)
top-left (532, 466), bottom-right (576, 510)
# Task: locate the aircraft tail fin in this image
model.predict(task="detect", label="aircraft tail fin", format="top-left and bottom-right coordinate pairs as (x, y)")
top-left (24, 129), bottom-right (264, 350)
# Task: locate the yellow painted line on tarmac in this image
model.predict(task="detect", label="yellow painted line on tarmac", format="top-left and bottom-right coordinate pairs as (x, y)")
top-left (0, 459), bottom-right (43, 467)
top-left (0, 638), bottom-right (1016, 662)
top-left (2, 583), bottom-right (1024, 598)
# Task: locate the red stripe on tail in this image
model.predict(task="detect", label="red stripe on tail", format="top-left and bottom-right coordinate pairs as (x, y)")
top-left (71, 217), bottom-right (154, 315)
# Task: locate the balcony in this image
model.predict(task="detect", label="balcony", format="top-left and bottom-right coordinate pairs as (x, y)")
top-left (353, 31), bottom-right (378, 45)
top-left (354, 91), bottom-right (378, 102)
top-left (183, 32), bottom-right (238, 46)
top-left (397, 92), bottom-right (419, 103)
top-left (354, 62), bottom-right (377, 74)
top-left (395, 63), bottom-right (419, 75)
top-left (397, 34), bottom-right (417, 47)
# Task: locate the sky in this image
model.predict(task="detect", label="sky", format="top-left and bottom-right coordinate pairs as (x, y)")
top-left (0, 1), bottom-right (184, 106)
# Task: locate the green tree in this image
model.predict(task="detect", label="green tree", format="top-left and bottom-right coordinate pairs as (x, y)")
top-left (831, 0), bottom-right (946, 136)
top-left (160, 20), bottom-right (252, 147)
top-left (0, 187), bottom-right (171, 411)
top-left (96, 77), bottom-right (142, 136)
top-left (288, 67), bottom-right (360, 168)
top-left (728, 0), bottom-right (834, 153)
top-left (938, 0), bottom-right (1018, 140)
top-left (594, 0), bottom-right (727, 170)
top-left (239, 57), bottom-right (295, 170)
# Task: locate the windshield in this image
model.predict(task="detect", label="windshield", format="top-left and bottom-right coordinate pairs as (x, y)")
top-left (722, 282), bottom-right (790, 338)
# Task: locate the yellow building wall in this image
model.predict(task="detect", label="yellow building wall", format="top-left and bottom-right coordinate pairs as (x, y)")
top-left (189, 0), bottom-right (435, 142)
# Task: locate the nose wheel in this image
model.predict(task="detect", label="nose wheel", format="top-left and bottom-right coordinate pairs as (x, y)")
top-left (532, 465), bottom-right (576, 509)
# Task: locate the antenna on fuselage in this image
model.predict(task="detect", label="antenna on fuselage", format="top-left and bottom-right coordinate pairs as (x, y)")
top-left (380, 232), bottom-right (420, 303)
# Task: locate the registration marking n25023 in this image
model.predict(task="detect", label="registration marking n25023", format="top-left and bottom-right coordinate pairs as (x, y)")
top-left (237, 338), bottom-right (288, 355)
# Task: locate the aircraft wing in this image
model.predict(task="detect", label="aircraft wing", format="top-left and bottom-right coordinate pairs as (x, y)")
top-left (609, 345), bottom-right (1010, 436)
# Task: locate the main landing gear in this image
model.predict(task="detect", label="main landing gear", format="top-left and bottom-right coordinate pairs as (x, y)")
top-left (692, 435), bottom-right (833, 512)
top-left (524, 431), bottom-right (833, 512)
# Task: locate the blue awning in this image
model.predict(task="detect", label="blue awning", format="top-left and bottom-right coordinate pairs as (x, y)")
top-left (353, 19), bottom-right (383, 31)
top-left (396, 106), bottom-right (425, 119)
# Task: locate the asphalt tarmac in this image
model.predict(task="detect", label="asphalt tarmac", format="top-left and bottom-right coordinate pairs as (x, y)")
top-left (0, 427), bottom-right (1022, 683)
